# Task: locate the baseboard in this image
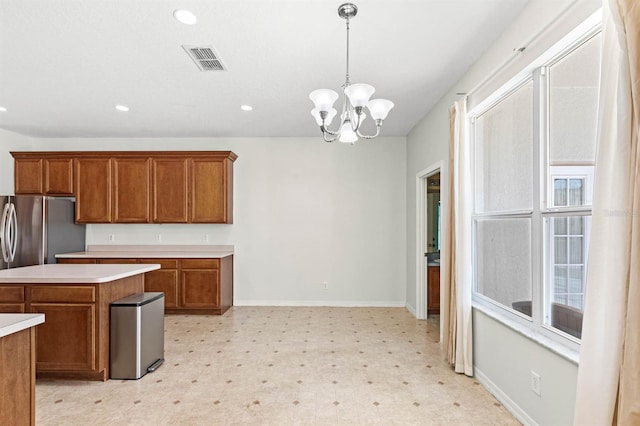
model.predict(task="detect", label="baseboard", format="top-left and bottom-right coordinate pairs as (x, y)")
top-left (474, 367), bottom-right (537, 426)
top-left (405, 302), bottom-right (417, 317)
top-left (234, 300), bottom-right (406, 308)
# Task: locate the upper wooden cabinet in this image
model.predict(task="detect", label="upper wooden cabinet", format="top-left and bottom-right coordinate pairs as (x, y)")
top-left (75, 158), bottom-right (112, 223)
top-left (190, 157), bottom-right (233, 223)
top-left (11, 151), bottom-right (237, 224)
top-left (152, 158), bottom-right (189, 223)
top-left (113, 158), bottom-right (150, 223)
top-left (14, 155), bottom-right (74, 195)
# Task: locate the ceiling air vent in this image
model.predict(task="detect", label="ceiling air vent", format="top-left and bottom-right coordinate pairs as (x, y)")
top-left (182, 45), bottom-right (227, 71)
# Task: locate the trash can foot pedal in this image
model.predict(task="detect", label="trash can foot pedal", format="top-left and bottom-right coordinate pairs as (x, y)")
top-left (147, 358), bottom-right (164, 373)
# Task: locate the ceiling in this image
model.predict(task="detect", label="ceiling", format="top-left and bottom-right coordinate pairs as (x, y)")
top-left (0, 0), bottom-right (531, 139)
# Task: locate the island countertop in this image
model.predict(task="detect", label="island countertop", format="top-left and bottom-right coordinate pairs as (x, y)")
top-left (56, 244), bottom-right (234, 259)
top-left (0, 264), bottom-right (160, 284)
top-left (0, 313), bottom-right (45, 338)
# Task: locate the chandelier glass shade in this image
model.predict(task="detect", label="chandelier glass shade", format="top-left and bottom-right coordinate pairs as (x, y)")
top-left (309, 3), bottom-right (394, 144)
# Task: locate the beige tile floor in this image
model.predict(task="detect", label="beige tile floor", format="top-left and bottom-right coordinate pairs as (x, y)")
top-left (36, 307), bottom-right (519, 425)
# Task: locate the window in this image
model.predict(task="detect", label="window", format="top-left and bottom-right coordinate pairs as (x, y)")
top-left (471, 28), bottom-right (601, 346)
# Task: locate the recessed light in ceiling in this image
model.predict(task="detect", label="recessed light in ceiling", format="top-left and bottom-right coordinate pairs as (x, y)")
top-left (115, 105), bottom-right (130, 112)
top-left (241, 105), bottom-right (253, 111)
top-left (0, 106), bottom-right (6, 112)
top-left (174, 9), bottom-right (197, 25)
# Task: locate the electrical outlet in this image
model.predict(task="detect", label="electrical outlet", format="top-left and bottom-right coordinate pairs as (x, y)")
top-left (108, 234), bottom-right (115, 242)
top-left (531, 371), bottom-right (541, 396)
top-left (323, 281), bottom-right (329, 290)
top-left (203, 234), bottom-right (209, 243)
top-left (155, 234), bottom-right (162, 243)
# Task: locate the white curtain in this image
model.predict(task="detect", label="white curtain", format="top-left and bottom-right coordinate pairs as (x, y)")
top-left (442, 99), bottom-right (473, 376)
top-left (574, 0), bottom-right (640, 424)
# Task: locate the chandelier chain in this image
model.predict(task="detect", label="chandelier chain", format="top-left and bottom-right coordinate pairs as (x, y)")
top-left (345, 18), bottom-right (351, 87)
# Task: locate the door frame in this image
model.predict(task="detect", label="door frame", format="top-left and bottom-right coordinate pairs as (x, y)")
top-left (415, 161), bottom-right (443, 320)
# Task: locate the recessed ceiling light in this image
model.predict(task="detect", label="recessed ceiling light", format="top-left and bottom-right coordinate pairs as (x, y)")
top-left (0, 106), bottom-right (6, 112)
top-left (115, 105), bottom-right (130, 112)
top-left (241, 105), bottom-right (253, 111)
top-left (173, 9), bottom-right (197, 25)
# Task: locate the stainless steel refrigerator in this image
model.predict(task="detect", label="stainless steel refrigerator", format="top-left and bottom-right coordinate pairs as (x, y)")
top-left (0, 196), bottom-right (85, 269)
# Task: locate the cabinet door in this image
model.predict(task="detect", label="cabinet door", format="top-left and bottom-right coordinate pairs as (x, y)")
top-left (113, 158), bottom-right (150, 223)
top-left (14, 158), bottom-right (43, 194)
top-left (189, 158), bottom-right (228, 223)
top-left (427, 266), bottom-right (440, 314)
top-left (75, 158), bottom-right (112, 223)
top-left (44, 158), bottom-right (74, 195)
top-left (181, 269), bottom-right (219, 308)
top-left (145, 269), bottom-right (179, 308)
top-left (152, 159), bottom-right (189, 223)
top-left (30, 303), bottom-right (95, 371)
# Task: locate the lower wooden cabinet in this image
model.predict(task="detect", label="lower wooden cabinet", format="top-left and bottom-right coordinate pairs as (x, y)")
top-left (427, 266), bottom-right (440, 315)
top-left (58, 256), bottom-right (233, 314)
top-left (181, 259), bottom-right (220, 308)
top-left (31, 303), bottom-right (95, 371)
top-left (142, 259), bottom-right (179, 309)
top-left (0, 276), bottom-right (144, 381)
top-left (0, 286), bottom-right (25, 313)
top-left (0, 326), bottom-right (36, 426)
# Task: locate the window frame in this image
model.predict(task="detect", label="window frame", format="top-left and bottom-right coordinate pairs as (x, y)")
top-left (468, 18), bottom-right (602, 354)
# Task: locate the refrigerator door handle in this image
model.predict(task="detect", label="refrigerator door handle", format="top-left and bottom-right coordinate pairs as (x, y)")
top-left (7, 203), bottom-right (17, 262)
top-left (0, 203), bottom-right (9, 263)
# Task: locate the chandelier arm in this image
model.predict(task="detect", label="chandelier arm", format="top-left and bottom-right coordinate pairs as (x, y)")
top-left (321, 125), bottom-right (340, 137)
top-left (356, 123), bottom-right (382, 139)
top-left (351, 106), bottom-right (365, 132)
top-left (322, 130), bottom-right (340, 143)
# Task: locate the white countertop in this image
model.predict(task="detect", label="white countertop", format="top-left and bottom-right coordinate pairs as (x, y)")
top-left (0, 314), bottom-right (45, 338)
top-left (0, 264), bottom-right (160, 284)
top-left (56, 244), bottom-right (234, 259)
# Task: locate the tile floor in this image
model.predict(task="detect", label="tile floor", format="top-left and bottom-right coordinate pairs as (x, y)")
top-left (36, 307), bottom-right (519, 425)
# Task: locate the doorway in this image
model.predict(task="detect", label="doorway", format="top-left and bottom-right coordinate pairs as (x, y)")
top-left (415, 162), bottom-right (442, 320)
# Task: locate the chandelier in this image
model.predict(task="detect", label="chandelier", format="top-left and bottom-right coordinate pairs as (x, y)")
top-left (309, 3), bottom-right (394, 144)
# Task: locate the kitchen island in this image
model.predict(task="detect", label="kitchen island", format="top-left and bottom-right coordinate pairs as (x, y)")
top-left (0, 314), bottom-right (44, 425)
top-left (57, 245), bottom-right (234, 315)
top-left (0, 264), bottom-right (159, 381)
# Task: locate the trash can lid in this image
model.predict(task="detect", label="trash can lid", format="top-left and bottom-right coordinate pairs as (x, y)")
top-left (111, 292), bottom-right (164, 307)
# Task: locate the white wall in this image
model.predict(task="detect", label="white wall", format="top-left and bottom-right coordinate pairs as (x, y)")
top-left (3, 136), bottom-right (407, 306)
top-left (0, 128), bottom-right (33, 195)
top-left (405, 0), bottom-right (599, 424)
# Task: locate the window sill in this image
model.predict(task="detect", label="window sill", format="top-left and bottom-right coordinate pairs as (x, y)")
top-left (472, 302), bottom-right (580, 365)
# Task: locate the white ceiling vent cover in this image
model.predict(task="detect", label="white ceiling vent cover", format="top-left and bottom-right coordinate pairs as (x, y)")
top-left (182, 45), bottom-right (227, 71)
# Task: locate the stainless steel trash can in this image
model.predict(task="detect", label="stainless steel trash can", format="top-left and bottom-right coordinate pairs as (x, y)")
top-left (110, 292), bottom-right (165, 379)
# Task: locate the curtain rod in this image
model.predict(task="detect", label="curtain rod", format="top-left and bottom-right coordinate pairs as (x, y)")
top-left (461, 0), bottom-right (581, 98)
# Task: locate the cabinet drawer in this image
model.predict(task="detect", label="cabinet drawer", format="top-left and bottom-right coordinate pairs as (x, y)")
top-left (0, 286), bottom-right (25, 302)
top-left (180, 259), bottom-right (219, 269)
top-left (57, 258), bottom-right (97, 264)
top-left (139, 259), bottom-right (178, 269)
top-left (96, 258), bottom-right (137, 264)
top-left (0, 303), bottom-right (25, 313)
top-left (31, 286), bottom-right (96, 303)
